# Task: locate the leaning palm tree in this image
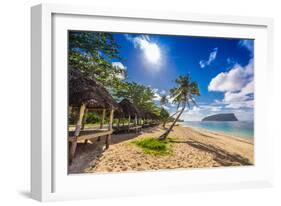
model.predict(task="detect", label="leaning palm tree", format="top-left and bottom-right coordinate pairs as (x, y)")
top-left (159, 75), bottom-right (200, 140)
top-left (160, 95), bottom-right (169, 128)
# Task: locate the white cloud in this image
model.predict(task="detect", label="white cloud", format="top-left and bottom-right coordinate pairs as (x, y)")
top-left (165, 95), bottom-right (179, 108)
top-left (211, 106), bottom-right (222, 112)
top-left (208, 60), bottom-right (253, 92)
top-left (241, 80), bottom-right (254, 94)
top-left (125, 34), bottom-right (161, 66)
top-left (225, 100), bottom-right (254, 109)
top-left (175, 99), bottom-right (253, 121)
top-left (112, 62), bottom-right (126, 80)
top-left (177, 107), bottom-right (188, 112)
top-left (180, 104), bottom-right (222, 121)
top-left (224, 91), bottom-right (248, 103)
top-left (221, 73), bottom-right (254, 109)
top-left (223, 80), bottom-right (254, 103)
top-left (227, 57), bottom-right (235, 65)
top-left (180, 102), bottom-right (253, 121)
top-left (238, 40), bottom-right (254, 55)
top-left (112, 62), bottom-right (126, 70)
top-left (160, 90), bottom-right (166, 95)
top-left (208, 59), bottom-right (254, 111)
top-left (199, 48), bottom-right (218, 68)
top-left (232, 109), bottom-right (253, 121)
top-left (162, 105), bottom-right (170, 110)
top-left (152, 88), bottom-right (161, 101)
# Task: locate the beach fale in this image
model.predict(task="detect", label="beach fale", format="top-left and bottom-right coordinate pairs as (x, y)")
top-left (115, 98), bottom-right (143, 133)
top-left (68, 67), bottom-right (119, 162)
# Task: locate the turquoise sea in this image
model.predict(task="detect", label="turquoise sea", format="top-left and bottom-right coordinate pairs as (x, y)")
top-left (181, 121), bottom-right (254, 139)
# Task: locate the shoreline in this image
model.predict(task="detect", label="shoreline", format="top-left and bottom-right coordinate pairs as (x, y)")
top-left (179, 122), bottom-right (254, 140)
top-left (69, 124), bottom-right (254, 174)
top-left (180, 124), bottom-right (254, 144)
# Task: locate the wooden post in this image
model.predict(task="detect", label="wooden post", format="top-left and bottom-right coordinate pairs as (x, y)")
top-left (134, 115), bottom-right (137, 126)
top-left (100, 109), bottom-right (106, 129)
top-left (106, 109), bottom-right (114, 149)
top-left (128, 115), bottom-right (131, 130)
top-left (70, 103), bottom-right (86, 161)
top-left (98, 109), bottom-right (105, 141)
top-left (75, 103), bottom-right (86, 134)
top-left (69, 106), bottom-right (73, 114)
top-left (108, 109), bottom-right (114, 131)
top-left (117, 118), bottom-right (120, 129)
top-left (81, 108), bottom-right (88, 130)
top-left (69, 140), bottom-right (77, 163)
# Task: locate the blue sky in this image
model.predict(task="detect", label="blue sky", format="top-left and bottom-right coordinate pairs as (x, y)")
top-left (111, 33), bottom-right (254, 121)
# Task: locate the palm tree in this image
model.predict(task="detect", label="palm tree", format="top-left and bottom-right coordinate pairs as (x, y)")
top-left (159, 95), bottom-right (169, 128)
top-left (159, 75), bottom-right (200, 140)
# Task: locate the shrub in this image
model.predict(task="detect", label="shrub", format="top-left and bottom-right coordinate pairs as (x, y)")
top-left (132, 138), bottom-right (173, 155)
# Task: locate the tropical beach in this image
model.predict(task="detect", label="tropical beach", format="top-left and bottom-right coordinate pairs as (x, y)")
top-left (69, 124), bottom-right (253, 174)
top-left (68, 31), bottom-right (254, 174)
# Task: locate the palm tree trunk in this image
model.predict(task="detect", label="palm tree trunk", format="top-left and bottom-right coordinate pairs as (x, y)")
top-left (159, 105), bottom-right (186, 140)
top-left (162, 110), bottom-right (179, 128)
top-left (162, 120), bottom-right (167, 128)
top-left (169, 110), bottom-right (180, 119)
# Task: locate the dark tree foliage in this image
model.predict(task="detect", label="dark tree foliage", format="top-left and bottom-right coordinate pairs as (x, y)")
top-left (113, 81), bottom-right (160, 115)
top-left (68, 31), bottom-right (127, 88)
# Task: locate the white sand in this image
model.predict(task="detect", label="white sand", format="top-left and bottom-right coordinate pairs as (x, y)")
top-left (69, 125), bottom-right (254, 174)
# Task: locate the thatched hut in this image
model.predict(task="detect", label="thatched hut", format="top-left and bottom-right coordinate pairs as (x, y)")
top-left (68, 67), bottom-right (119, 161)
top-left (69, 67), bottom-right (119, 110)
top-left (140, 110), bottom-right (160, 128)
top-left (115, 99), bottom-right (142, 132)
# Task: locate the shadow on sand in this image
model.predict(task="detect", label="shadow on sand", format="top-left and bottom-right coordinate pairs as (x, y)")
top-left (68, 127), bottom-right (160, 174)
top-left (170, 139), bottom-right (252, 166)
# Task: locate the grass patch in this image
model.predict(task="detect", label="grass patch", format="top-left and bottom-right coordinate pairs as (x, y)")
top-left (132, 137), bottom-right (174, 156)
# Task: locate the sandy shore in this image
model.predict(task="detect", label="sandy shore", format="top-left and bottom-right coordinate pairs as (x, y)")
top-left (69, 125), bottom-right (254, 174)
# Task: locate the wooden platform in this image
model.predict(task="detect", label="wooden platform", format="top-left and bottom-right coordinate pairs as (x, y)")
top-left (68, 130), bottom-right (113, 142)
top-left (68, 129), bottom-right (113, 162)
top-left (128, 125), bottom-right (142, 133)
top-left (142, 123), bottom-right (159, 128)
top-left (113, 125), bottom-right (142, 134)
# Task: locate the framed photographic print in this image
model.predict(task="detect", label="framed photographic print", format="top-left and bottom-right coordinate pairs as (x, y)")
top-left (31, 3), bottom-right (274, 201)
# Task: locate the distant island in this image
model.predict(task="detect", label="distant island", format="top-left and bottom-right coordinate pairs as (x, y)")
top-left (202, 113), bottom-right (238, 121)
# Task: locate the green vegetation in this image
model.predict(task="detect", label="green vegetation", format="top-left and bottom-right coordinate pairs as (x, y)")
top-left (69, 110), bottom-right (103, 125)
top-left (68, 32), bottom-right (199, 128)
top-left (69, 31), bottom-right (165, 122)
top-left (113, 81), bottom-right (160, 115)
top-left (68, 31), bottom-right (126, 89)
top-left (132, 137), bottom-right (174, 156)
top-left (159, 108), bottom-right (170, 128)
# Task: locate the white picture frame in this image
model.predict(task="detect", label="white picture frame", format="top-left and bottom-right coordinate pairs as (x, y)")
top-left (31, 3), bottom-right (274, 202)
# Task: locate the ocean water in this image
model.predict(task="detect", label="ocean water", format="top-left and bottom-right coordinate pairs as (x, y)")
top-left (181, 121), bottom-right (254, 139)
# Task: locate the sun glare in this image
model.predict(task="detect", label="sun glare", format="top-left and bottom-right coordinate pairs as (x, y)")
top-left (144, 42), bottom-right (161, 64)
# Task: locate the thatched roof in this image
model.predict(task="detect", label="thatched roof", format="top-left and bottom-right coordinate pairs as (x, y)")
top-left (69, 67), bottom-right (119, 109)
top-left (130, 106), bottom-right (159, 120)
top-left (116, 99), bottom-right (141, 118)
top-left (141, 110), bottom-right (159, 120)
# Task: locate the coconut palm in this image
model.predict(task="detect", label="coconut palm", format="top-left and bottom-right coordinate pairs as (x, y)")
top-left (159, 75), bottom-right (200, 140)
top-left (159, 95), bottom-right (169, 127)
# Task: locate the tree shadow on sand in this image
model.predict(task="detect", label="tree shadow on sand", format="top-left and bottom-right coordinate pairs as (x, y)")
top-left (170, 139), bottom-right (252, 166)
top-left (68, 127), bottom-right (160, 174)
